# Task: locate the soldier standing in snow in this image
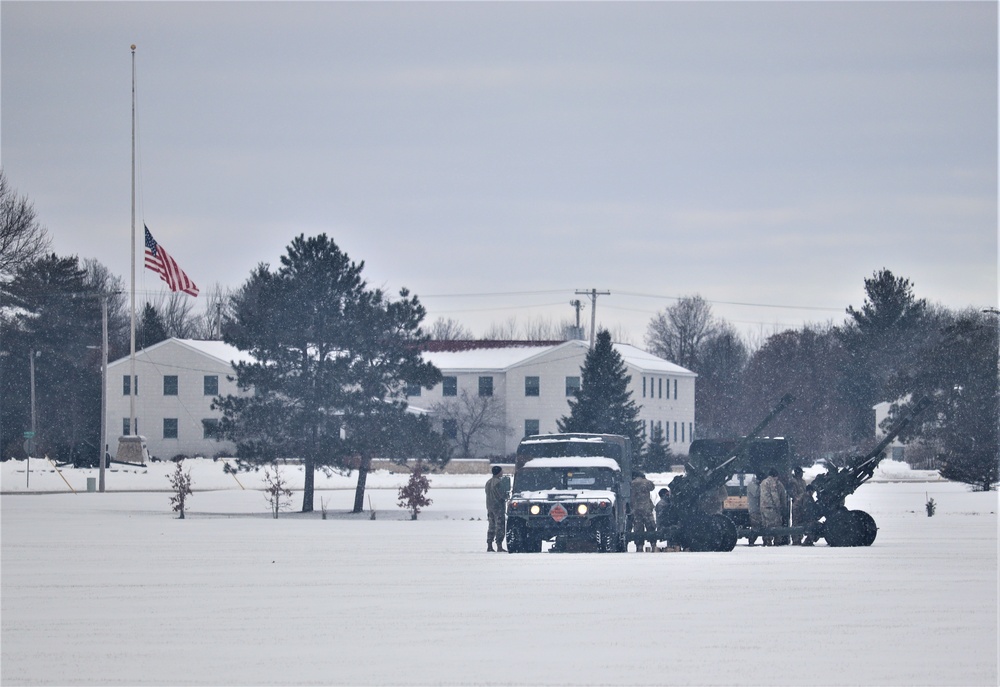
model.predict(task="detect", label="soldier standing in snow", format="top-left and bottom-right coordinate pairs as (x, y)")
top-left (654, 487), bottom-right (674, 544)
top-left (630, 472), bottom-right (656, 551)
top-left (485, 465), bottom-right (509, 552)
top-left (760, 468), bottom-right (787, 546)
top-left (789, 466), bottom-right (808, 544)
top-left (746, 473), bottom-right (763, 546)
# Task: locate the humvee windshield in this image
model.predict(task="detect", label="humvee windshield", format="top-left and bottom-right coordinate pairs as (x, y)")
top-left (514, 466), bottom-right (617, 492)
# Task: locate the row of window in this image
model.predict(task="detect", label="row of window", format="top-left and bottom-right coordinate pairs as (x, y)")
top-left (122, 418), bottom-right (219, 440)
top-left (122, 375), bottom-right (219, 397)
top-left (409, 375), bottom-right (582, 398)
top-left (642, 376), bottom-right (678, 400)
top-left (646, 419), bottom-right (693, 444)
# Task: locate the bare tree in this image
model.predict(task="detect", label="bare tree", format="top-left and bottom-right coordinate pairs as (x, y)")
top-left (193, 282), bottom-right (233, 340)
top-left (482, 316), bottom-right (520, 340)
top-left (0, 170), bottom-right (51, 279)
top-left (431, 390), bottom-right (512, 458)
top-left (427, 316), bottom-right (473, 340)
top-left (645, 295), bottom-right (719, 369)
top-left (154, 291), bottom-right (199, 339)
top-left (82, 259), bottom-right (130, 357)
top-left (262, 464), bottom-right (294, 519)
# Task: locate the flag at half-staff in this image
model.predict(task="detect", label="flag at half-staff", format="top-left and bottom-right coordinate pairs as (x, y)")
top-left (144, 225), bottom-right (199, 296)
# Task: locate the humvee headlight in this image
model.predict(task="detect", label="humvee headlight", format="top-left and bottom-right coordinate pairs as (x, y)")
top-left (598, 500), bottom-right (609, 509)
top-left (529, 504), bottom-right (542, 515)
top-left (576, 503), bottom-right (589, 515)
top-left (509, 501), bottom-right (519, 510)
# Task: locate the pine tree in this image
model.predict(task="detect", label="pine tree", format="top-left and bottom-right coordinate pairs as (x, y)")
top-left (558, 330), bottom-right (643, 451)
top-left (216, 234), bottom-right (443, 513)
top-left (641, 423), bottom-right (674, 473)
top-left (137, 302), bottom-right (168, 349)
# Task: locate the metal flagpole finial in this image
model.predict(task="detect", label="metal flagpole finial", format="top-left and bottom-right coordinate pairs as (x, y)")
top-left (131, 44), bottom-right (136, 52)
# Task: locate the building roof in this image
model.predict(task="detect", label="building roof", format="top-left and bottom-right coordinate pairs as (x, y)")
top-left (420, 339), bottom-right (695, 376)
top-left (108, 338), bottom-right (256, 368)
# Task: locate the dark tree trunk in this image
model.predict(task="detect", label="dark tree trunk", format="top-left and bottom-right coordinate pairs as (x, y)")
top-left (301, 454), bottom-right (315, 513)
top-left (352, 454), bottom-right (371, 513)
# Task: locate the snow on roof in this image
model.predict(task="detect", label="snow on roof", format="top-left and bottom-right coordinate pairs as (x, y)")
top-left (420, 339), bottom-right (694, 375)
top-left (421, 341), bottom-right (565, 371)
top-left (521, 457), bottom-right (622, 470)
top-left (108, 338), bottom-right (256, 368)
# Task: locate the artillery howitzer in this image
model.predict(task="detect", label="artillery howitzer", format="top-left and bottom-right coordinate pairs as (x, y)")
top-left (808, 396), bottom-right (932, 547)
top-left (663, 393), bottom-right (796, 552)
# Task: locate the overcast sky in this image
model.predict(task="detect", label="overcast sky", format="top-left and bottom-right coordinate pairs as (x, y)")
top-left (2, 1), bottom-right (996, 343)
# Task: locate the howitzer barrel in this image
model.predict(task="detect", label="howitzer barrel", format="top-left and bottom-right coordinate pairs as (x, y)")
top-left (851, 396), bottom-right (933, 476)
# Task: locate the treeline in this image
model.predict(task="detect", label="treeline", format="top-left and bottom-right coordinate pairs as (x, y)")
top-left (645, 275), bottom-right (997, 490)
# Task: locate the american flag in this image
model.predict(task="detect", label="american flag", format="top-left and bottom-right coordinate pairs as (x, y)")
top-left (144, 226), bottom-right (199, 297)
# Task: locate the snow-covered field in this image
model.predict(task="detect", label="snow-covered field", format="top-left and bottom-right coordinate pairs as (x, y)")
top-left (2, 459), bottom-right (997, 686)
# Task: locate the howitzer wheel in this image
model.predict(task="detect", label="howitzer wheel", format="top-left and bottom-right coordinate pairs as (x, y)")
top-left (711, 514), bottom-right (738, 552)
top-left (824, 509), bottom-right (874, 547)
top-left (854, 510), bottom-right (878, 546)
top-left (680, 514), bottom-right (719, 552)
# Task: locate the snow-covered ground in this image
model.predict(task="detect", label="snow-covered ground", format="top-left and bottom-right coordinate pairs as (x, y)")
top-left (2, 458), bottom-right (997, 686)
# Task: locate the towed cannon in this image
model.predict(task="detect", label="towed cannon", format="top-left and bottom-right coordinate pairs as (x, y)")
top-left (808, 395), bottom-right (933, 547)
top-left (662, 393), bottom-right (796, 552)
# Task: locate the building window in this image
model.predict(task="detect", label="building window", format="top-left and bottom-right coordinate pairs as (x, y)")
top-left (681, 422), bottom-right (685, 443)
top-left (674, 379), bottom-right (678, 400)
top-left (565, 376), bottom-right (580, 396)
top-left (202, 418), bottom-right (219, 439)
top-left (406, 382), bottom-right (422, 397)
top-left (163, 418), bottom-right (178, 440)
top-left (525, 419), bottom-right (540, 437)
top-left (478, 376), bottom-right (493, 397)
top-left (122, 418), bottom-right (137, 436)
top-left (674, 421), bottom-right (678, 443)
top-left (525, 376), bottom-right (540, 397)
top-left (122, 375), bottom-right (138, 396)
top-left (163, 375), bottom-right (178, 396)
top-left (642, 377), bottom-right (646, 398)
top-left (442, 419), bottom-right (458, 440)
top-left (689, 422), bottom-right (693, 443)
top-left (442, 376), bottom-right (457, 397)
top-left (664, 419), bottom-right (669, 444)
top-left (204, 375), bottom-right (219, 396)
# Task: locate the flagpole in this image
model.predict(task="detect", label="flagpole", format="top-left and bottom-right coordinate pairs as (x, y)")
top-left (129, 43), bottom-right (137, 436)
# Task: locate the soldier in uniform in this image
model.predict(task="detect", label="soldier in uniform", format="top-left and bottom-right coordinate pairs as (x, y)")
top-left (485, 465), bottom-right (509, 552)
top-left (654, 487), bottom-right (673, 544)
top-left (789, 466), bottom-right (808, 544)
top-left (760, 468), bottom-right (787, 546)
top-left (746, 473), bottom-right (763, 546)
top-left (630, 472), bottom-right (656, 551)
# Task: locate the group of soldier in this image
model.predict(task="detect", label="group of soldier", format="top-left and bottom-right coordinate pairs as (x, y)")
top-left (629, 466), bottom-right (818, 551)
top-left (485, 462), bottom-right (819, 553)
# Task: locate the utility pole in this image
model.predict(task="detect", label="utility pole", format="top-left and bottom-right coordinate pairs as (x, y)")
top-left (99, 295), bottom-right (108, 492)
top-left (575, 289), bottom-right (610, 349)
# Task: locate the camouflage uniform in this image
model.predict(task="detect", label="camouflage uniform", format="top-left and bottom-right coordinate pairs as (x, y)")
top-left (759, 475), bottom-right (787, 546)
top-left (788, 471), bottom-right (808, 543)
top-left (746, 476), bottom-right (762, 545)
top-left (630, 475), bottom-right (656, 550)
top-left (485, 473), bottom-right (509, 550)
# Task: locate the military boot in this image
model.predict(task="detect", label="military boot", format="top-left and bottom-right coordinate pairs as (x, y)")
top-left (487, 542), bottom-right (495, 552)
top-left (496, 543), bottom-right (506, 553)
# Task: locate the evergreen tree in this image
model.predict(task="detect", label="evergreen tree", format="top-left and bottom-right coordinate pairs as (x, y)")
top-left (641, 423), bottom-right (674, 472)
top-left (0, 253), bottom-right (103, 463)
top-left (838, 269), bottom-right (929, 442)
top-left (890, 310), bottom-right (998, 491)
top-left (216, 234), bottom-right (443, 513)
top-left (558, 330), bottom-right (643, 451)
top-left (137, 302), bottom-right (168, 349)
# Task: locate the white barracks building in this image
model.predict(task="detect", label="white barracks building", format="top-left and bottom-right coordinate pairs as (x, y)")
top-left (106, 338), bottom-right (696, 461)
